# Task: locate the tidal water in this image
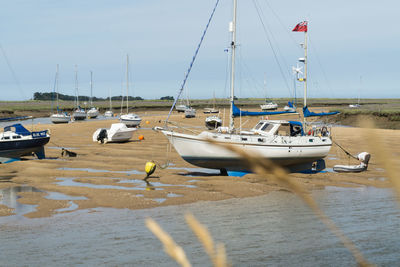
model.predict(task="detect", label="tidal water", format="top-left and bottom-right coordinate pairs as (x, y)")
top-left (0, 187), bottom-right (399, 266)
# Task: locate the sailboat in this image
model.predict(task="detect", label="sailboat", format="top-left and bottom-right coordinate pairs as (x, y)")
top-left (156, 2), bottom-right (337, 173)
top-left (283, 65), bottom-right (301, 112)
top-left (204, 91), bottom-right (219, 114)
top-left (349, 76), bottom-right (362, 108)
top-left (104, 88), bottom-right (114, 117)
top-left (72, 65), bottom-right (86, 121)
top-left (87, 71), bottom-right (99, 119)
top-left (260, 75), bottom-right (278, 111)
top-left (120, 54), bottom-right (142, 127)
top-left (50, 64), bottom-right (71, 124)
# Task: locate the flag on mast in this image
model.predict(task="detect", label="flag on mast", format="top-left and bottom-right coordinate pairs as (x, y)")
top-left (292, 21), bottom-right (308, 32)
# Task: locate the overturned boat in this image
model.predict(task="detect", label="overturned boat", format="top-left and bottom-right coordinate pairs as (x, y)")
top-left (93, 123), bottom-right (136, 143)
top-left (0, 124), bottom-right (50, 163)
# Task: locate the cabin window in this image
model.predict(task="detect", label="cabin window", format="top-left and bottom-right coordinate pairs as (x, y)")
top-left (258, 138), bottom-right (265, 142)
top-left (254, 122), bottom-right (264, 130)
top-left (3, 136), bottom-right (10, 140)
top-left (277, 124), bottom-right (291, 136)
top-left (261, 123), bottom-right (274, 132)
top-left (241, 137), bottom-right (247, 141)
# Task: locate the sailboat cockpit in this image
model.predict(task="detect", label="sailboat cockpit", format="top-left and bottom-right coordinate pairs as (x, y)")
top-left (249, 120), bottom-right (304, 137)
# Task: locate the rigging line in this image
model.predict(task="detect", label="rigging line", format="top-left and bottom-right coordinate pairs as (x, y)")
top-left (252, 0), bottom-right (292, 97)
top-left (262, 0), bottom-right (298, 47)
top-left (236, 49), bottom-right (264, 97)
top-left (165, 0), bottom-right (220, 126)
top-left (308, 36), bottom-right (336, 98)
top-left (0, 44), bottom-right (26, 99)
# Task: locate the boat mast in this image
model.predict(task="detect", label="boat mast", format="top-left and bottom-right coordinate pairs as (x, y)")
top-left (229, 0), bottom-right (237, 130)
top-left (90, 71), bottom-right (93, 107)
top-left (303, 27), bottom-right (308, 108)
top-left (56, 64), bottom-right (59, 111)
top-left (75, 65), bottom-right (79, 108)
top-left (126, 54), bottom-right (129, 114)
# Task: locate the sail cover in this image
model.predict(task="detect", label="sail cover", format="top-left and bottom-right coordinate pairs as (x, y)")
top-left (303, 106), bottom-right (339, 117)
top-left (232, 102), bottom-right (296, 117)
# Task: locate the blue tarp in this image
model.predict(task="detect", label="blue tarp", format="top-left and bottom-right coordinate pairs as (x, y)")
top-left (232, 102), bottom-right (296, 117)
top-left (287, 101), bottom-right (294, 108)
top-left (303, 106), bottom-right (339, 117)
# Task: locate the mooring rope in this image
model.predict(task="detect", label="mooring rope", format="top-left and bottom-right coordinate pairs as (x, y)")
top-left (332, 140), bottom-right (358, 160)
top-left (165, 0), bottom-right (220, 126)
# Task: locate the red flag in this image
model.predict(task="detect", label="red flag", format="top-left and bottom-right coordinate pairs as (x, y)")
top-left (292, 21), bottom-right (308, 32)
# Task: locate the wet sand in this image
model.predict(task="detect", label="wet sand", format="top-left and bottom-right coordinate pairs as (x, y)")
top-left (0, 110), bottom-right (398, 218)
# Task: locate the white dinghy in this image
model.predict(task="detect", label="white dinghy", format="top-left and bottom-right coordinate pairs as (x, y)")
top-left (92, 123), bottom-right (136, 143)
top-left (333, 152), bottom-right (371, 173)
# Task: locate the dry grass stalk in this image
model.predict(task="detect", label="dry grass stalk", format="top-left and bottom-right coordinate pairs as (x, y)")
top-left (145, 218), bottom-right (192, 267)
top-left (207, 138), bottom-right (372, 266)
top-left (185, 213), bottom-right (228, 267)
top-left (360, 119), bottom-right (400, 201)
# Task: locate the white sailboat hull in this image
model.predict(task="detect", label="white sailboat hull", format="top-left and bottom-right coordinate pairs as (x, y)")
top-left (260, 102), bottom-right (278, 110)
top-left (162, 130), bottom-right (331, 172)
top-left (104, 110), bottom-right (114, 117)
top-left (72, 109), bottom-right (86, 121)
top-left (50, 113), bottom-right (70, 124)
top-left (87, 108), bottom-right (99, 118)
top-left (120, 113), bottom-right (142, 127)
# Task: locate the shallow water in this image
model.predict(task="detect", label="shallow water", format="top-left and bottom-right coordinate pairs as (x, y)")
top-left (0, 187), bottom-right (399, 266)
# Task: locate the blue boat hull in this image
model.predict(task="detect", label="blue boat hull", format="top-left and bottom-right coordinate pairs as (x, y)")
top-left (0, 137), bottom-right (50, 162)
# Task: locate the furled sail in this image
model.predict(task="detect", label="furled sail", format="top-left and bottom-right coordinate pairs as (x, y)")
top-left (303, 106), bottom-right (339, 117)
top-left (232, 102), bottom-right (296, 117)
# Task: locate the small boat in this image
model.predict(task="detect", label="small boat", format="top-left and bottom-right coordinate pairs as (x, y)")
top-left (0, 123), bottom-right (50, 163)
top-left (72, 65), bottom-right (86, 121)
top-left (72, 107), bottom-right (86, 121)
top-left (333, 152), bottom-right (370, 173)
top-left (120, 113), bottom-right (142, 127)
top-left (92, 123), bottom-right (136, 143)
top-left (50, 64), bottom-right (70, 124)
top-left (119, 55), bottom-right (142, 127)
top-left (205, 115), bottom-right (222, 130)
top-left (176, 104), bottom-right (188, 113)
top-left (283, 101), bottom-right (296, 112)
top-left (260, 101), bottom-right (278, 111)
top-left (204, 92), bottom-right (219, 114)
top-left (87, 71), bottom-right (99, 119)
top-left (203, 108), bottom-right (219, 114)
top-left (50, 112), bottom-right (71, 124)
top-left (87, 107), bottom-right (99, 119)
top-left (104, 88), bottom-right (114, 117)
top-left (184, 107), bottom-right (196, 118)
top-left (104, 110), bottom-right (114, 117)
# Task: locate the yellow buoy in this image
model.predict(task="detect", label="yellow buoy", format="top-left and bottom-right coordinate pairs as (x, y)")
top-left (138, 135), bottom-right (144, 140)
top-left (145, 161), bottom-right (156, 179)
top-left (145, 120), bottom-right (150, 124)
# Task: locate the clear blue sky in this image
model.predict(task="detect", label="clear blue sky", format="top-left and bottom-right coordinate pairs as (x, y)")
top-left (0, 0), bottom-right (399, 101)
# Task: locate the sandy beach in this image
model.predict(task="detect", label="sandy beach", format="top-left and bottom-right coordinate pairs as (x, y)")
top-left (0, 109), bottom-right (397, 218)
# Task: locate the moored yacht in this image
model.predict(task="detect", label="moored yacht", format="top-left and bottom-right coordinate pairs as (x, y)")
top-left (0, 124), bottom-right (50, 163)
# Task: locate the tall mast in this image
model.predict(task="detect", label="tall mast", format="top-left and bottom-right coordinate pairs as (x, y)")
top-left (56, 64), bottom-right (59, 109)
top-left (90, 70), bottom-right (93, 107)
top-left (303, 27), bottom-right (308, 108)
top-left (126, 54), bottom-right (129, 113)
top-left (75, 64), bottom-right (79, 108)
top-left (229, 0), bottom-right (237, 130)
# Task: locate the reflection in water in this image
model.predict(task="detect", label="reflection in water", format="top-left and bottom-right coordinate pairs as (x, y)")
top-left (0, 186), bottom-right (41, 216)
